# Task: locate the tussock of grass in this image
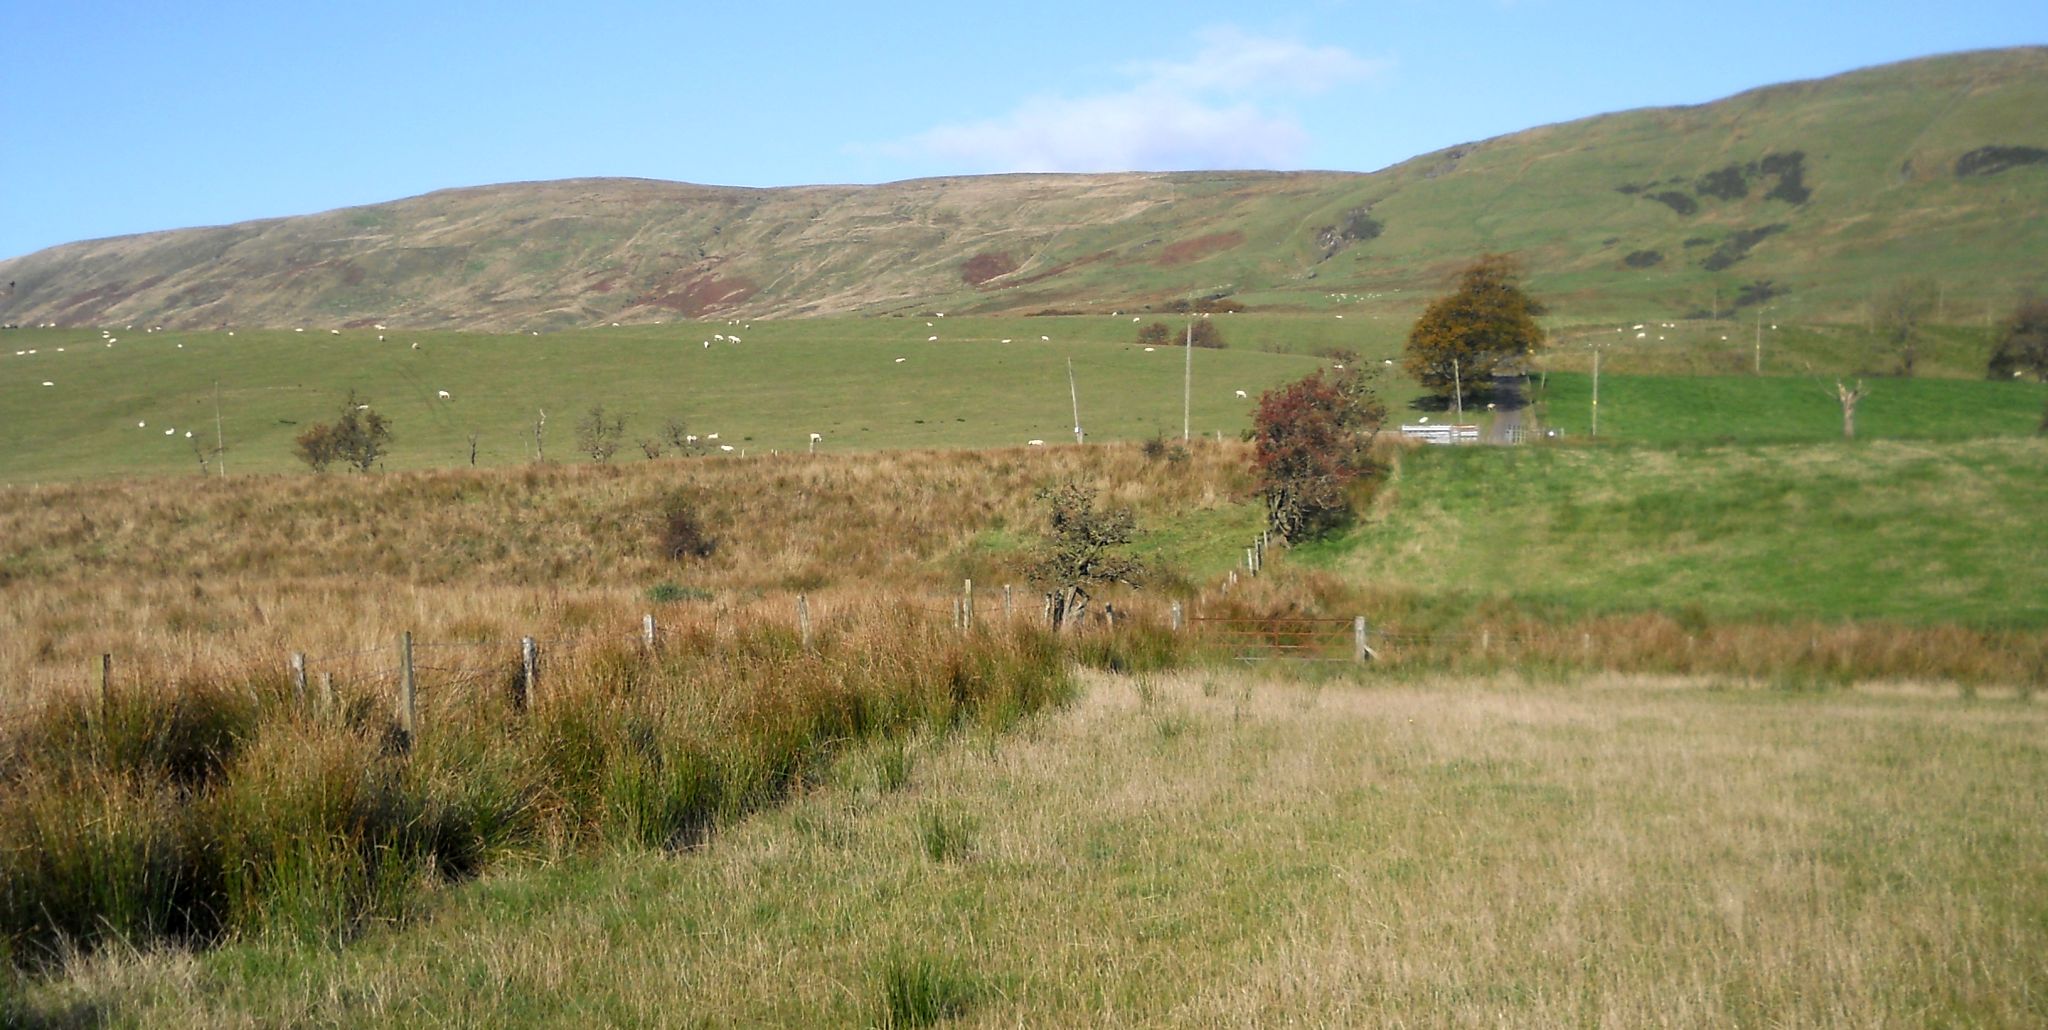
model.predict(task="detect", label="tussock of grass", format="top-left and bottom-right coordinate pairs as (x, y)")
top-left (0, 608), bottom-right (1072, 969)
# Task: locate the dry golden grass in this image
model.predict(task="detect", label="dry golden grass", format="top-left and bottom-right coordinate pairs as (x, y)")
top-left (0, 441), bottom-right (1254, 714)
top-left (26, 668), bottom-right (2044, 1026)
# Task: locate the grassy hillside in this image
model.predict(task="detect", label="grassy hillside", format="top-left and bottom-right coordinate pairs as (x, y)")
top-left (24, 670), bottom-right (2047, 1025)
top-left (1, 49), bottom-right (2042, 331)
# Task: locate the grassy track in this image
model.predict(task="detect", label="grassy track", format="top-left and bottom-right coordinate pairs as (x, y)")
top-left (26, 669), bottom-right (2045, 1025)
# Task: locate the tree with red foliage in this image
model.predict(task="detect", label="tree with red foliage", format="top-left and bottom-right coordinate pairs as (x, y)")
top-left (1252, 368), bottom-right (1387, 543)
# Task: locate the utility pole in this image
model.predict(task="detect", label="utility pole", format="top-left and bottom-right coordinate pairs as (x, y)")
top-left (212, 381), bottom-right (226, 478)
top-left (1590, 348), bottom-right (1600, 439)
top-left (1452, 357), bottom-right (1464, 423)
top-left (1067, 358), bottom-right (1084, 444)
top-left (1182, 321), bottom-right (1192, 443)
top-left (1754, 308), bottom-right (1763, 375)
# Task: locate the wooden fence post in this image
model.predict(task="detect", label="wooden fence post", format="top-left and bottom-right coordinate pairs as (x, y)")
top-left (289, 652), bottom-right (308, 707)
top-left (318, 671), bottom-right (334, 713)
top-left (519, 636), bottom-right (538, 711)
top-left (1003, 584), bottom-right (1014, 620)
top-left (99, 653), bottom-right (112, 718)
top-left (962, 579), bottom-right (974, 632)
top-left (643, 613), bottom-right (658, 652)
top-left (1170, 600), bottom-right (1184, 632)
top-left (396, 631), bottom-right (417, 752)
top-left (1246, 547), bottom-right (1257, 576)
top-left (1354, 617), bottom-right (1372, 662)
top-left (797, 594), bottom-right (812, 649)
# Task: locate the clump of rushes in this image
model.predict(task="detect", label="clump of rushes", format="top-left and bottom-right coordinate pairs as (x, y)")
top-left (0, 608), bottom-right (1071, 969)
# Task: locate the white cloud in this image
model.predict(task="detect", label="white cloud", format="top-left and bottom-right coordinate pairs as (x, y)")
top-left (885, 28), bottom-right (1385, 173)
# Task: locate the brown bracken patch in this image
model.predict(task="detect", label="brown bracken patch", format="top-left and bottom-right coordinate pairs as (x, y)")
top-left (960, 252), bottom-right (1018, 286)
top-left (632, 270), bottom-right (759, 316)
top-left (1155, 231), bottom-right (1244, 267)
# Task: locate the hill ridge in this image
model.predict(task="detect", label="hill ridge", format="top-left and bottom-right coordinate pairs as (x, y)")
top-left (1, 47), bottom-right (2043, 329)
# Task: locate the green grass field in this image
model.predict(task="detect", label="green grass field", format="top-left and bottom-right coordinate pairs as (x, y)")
top-left (1531, 371), bottom-right (2047, 444)
top-left (1307, 437), bottom-right (2048, 625)
top-left (21, 670), bottom-right (2044, 1026)
top-left (0, 316), bottom-right (1385, 483)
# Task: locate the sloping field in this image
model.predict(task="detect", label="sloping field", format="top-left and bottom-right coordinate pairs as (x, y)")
top-left (22, 669), bottom-right (2044, 1025)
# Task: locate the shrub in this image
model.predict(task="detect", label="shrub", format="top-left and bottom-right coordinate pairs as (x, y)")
top-left (576, 406), bottom-right (626, 464)
top-left (1253, 368), bottom-right (1386, 543)
top-left (659, 494), bottom-right (719, 562)
top-left (294, 390), bottom-right (391, 473)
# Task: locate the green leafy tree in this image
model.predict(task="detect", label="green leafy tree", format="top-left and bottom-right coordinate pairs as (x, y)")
top-left (1988, 297), bottom-right (2048, 381)
top-left (1403, 254), bottom-right (1546, 400)
top-left (295, 390), bottom-right (391, 473)
top-left (1252, 368), bottom-right (1387, 543)
top-left (1026, 483), bottom-right (1143, 629)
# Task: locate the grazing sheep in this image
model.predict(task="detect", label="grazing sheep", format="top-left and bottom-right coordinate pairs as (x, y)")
top-left (1027, 439), bottom-right (1044, 446)
top-left (894, 357), bottom-right (906, 363)
top-left (437, 390), bottom-right (451, 399)
top-left (1234, 390), bottom-right (1248, 398)
top-left (719, 445), bottom-right (735, 452)
top-left (928, 335), bottom-right (938, 342)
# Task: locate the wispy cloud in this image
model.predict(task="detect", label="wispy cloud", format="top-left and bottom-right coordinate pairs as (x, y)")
top-left (882, 28), bottom-right (1386, 173)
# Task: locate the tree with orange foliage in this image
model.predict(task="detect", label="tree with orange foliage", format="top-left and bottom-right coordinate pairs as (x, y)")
top-left (1402, 254), bottom-right (1547, 401)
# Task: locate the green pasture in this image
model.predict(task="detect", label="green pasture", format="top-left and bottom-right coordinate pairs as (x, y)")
top-left (1531, 371), bottom-right (2046, 444)
top-left (0, 317), bottom-right (1380, 482)
top-left (1308, 437), bottom-right (2048, 625)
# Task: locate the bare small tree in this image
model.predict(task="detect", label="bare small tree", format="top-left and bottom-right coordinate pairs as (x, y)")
top-left (1835, 379), bottom-right (1868, 439)
top-left (660, 417), bottom-right (690, 453)
top-left (1025, 483), bottom-right (1143, 629)
top-left (577, 406), bottom-right (626, 463)
top-left (1874, 278), bottom-right (1935, 376)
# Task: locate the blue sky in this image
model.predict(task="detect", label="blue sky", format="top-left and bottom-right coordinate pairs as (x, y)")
top-left (1, 0), bottom-right (2041, 259)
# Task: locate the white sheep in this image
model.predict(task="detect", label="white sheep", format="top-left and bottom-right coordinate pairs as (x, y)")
top-left (411, 341), bottom-right (420, 350)
top-left (1000, 339), bottom-right (1012, 344)
top-left (894, 357), bottom-right (906, 363)
top-left (1027, 439), bottom-right (1044, 446)
top-left (1040, 335), bottom-right (1049, 341)
top-left (1144, 347), bottom-right (1155, 352)
top-left (437, 390), bottom-right (451, 400)
top-left (809, 432), bottom-right (822, 441)
top-left (1234, 390), bottom-right (1248, 398)
top-left (330, 329), bottom-right (340, 335)
top-left (719, 445), bottom-right (735, 452)
top-left (706, 433), bottom-right (719, 440)
top-left (41, 381), bottom-right (54, 387)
